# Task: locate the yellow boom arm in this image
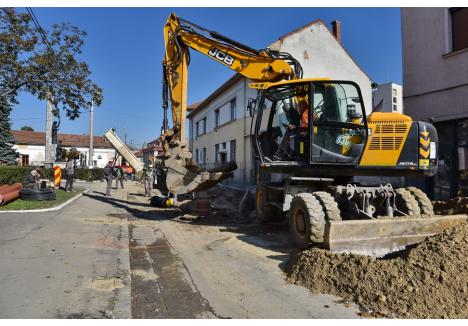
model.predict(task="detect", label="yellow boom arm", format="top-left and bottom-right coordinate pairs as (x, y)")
top-left (163, 13), bottom-right (298, 141)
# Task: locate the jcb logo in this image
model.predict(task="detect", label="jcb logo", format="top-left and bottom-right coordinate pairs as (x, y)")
top-left (208, 47), bottom-right (234, 66)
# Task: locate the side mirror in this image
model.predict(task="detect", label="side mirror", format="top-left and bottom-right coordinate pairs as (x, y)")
top-left (247, 98), bottom-right (257, 117)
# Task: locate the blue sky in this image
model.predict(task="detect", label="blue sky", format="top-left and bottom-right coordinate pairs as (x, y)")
top-left (11, 7), bottom-right (402, 147)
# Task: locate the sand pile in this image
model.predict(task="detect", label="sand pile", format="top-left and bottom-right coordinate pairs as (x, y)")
top-left (287, 223), bottom-right (468, 318)
top-left (433, 197), bottom-right (468, 215)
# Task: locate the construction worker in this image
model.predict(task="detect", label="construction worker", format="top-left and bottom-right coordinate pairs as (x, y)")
top-left (22, 168), bottom-right (40, 190)
top-left (65, 157), bottom-right (75, 192)
top-left (104, 161), bottom-right (114, 196)
top-left (143, 165), bottom-right (154, 197)
top-left (115, 166), bottom-right (124, 189)
top-left (298, 100), bottom-right (309, 129)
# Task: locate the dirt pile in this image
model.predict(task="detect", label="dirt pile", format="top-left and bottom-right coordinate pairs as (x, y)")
top-left (287, 223), bottom-right (468, 318)
top-left (433, 197), bottom-right (468, 215)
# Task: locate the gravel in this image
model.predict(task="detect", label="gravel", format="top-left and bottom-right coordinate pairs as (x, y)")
top-left (286, 222), bottom-right (468, 318)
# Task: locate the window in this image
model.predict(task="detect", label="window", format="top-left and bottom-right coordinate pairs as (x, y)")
top-left (214, 109), bottom-right (220, 128)
top-left (202, 148), bottom-right (207, 164)
top-left (222, 142), bottom-right (226, 150)
top-left (392, 88), bottom-right (397, 96)
top-left (393, 104), bottom-right (398, 111)
top-left (21, 154), bottom-right (29, 166)
top-left (451, 8), bottom-right (468, 52)
top-left (230, 140), bottom-right (236, 162)
top-left (195, 149), bottom-right (199, 163)
top-left (215, 144), bottom-right (219, 163)
top-left (393, 97), bottom-right (397, 104)
top-left (196, 117), bottom-right (207, 136)
top-left (230, 98), bottom-right (236, 120)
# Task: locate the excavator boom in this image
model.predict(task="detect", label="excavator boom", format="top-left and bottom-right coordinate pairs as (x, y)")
top-left (159, 13), bottom-right (300, 194)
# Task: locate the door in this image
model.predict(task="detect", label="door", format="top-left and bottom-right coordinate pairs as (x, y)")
top-left (310, 82), bottom-right (367, 164)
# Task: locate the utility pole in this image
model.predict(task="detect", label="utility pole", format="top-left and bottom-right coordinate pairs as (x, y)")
top-left (45, 94), bottom-right (54, 165)
top-left (88, 99), bottom-right (94, 167)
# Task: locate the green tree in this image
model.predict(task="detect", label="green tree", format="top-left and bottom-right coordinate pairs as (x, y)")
top-left (0, 97), bottom-right (17, 164)
top-left (0, 8), bottom-right (103, 164)
top-left (20, 125), bottom-right (34, 131)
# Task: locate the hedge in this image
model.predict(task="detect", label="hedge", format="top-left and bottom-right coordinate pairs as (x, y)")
top-left (0, 166), bottom-right (105, 184)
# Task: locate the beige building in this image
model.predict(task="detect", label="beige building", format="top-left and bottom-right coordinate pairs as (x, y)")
top-left (402, 8), bottom-right (468, 199)
top-left (188, 19), bottom-right (372, 185)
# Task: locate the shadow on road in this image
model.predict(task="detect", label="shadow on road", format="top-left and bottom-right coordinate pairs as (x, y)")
top-left (84, 190), bottom-right (294, 268)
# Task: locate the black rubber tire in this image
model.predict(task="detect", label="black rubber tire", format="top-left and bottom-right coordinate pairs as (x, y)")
top-left (395, 188), bottom-right (420, 217)
top-left (19, 188), bottom-right (56, 201)
top-left (288, 193), bottom-right (326, 249)
top-left (406, 187), bottom-right (435, 216)
top-left (313, 191), bottom-right (342, 222)
top-left (255, 187), bottom-right (284, 223)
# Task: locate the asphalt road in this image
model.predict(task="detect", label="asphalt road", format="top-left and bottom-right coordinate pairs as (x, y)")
top-left (0, 181), bottom-right (359, 318)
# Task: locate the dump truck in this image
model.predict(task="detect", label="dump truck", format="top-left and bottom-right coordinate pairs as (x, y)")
top-left (149, 14), bottom-right (467, 256)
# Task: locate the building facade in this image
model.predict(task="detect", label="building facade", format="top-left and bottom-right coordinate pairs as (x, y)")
top-left (372, 83), bottom-right (403, 113)
top-left (142, 138), bottom-right (163, 166)
top-left (12, 130), bottom-right (119, 168)
top-left (188, 19), bottom-right (372, 185)
top-left (402, 8), bottom-right (468, 199)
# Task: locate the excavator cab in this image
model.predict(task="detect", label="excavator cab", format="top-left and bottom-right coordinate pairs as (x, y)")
top-left (254, 80), bottom-right (368, 167)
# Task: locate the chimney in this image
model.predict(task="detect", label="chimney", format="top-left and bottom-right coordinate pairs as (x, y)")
top-left (331, 20), bottom-right (341, 43)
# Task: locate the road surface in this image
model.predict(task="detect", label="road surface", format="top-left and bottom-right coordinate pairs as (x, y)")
top-left (0, 182), bottom-right (359, 318)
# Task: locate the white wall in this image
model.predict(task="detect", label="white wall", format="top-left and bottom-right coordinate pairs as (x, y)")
top-left (270, 21), bottom-right (373, 114)
top-left (13, 144), bottom-right (116, 168)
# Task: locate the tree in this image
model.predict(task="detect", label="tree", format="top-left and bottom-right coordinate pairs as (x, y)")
top-left (0, 97), bottom-right (17, 164)
top-left (0, 8), bottom-right (103, 117)
top-left (21, 125), bottom-right (34, 131)
top-left (0, 8), bottom-right (103, 165)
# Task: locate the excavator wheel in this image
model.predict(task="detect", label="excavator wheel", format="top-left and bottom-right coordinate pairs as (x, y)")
top-left (395, 188), bottom-right (421, 217)
top-left (313, 191), bottom-right (342, 222)
top-left (256, 187), bottom-right (284, 223)
top-left (406, 187), bottom-right (435, 216)
top-left (288, 193), bottom-right (326, 249)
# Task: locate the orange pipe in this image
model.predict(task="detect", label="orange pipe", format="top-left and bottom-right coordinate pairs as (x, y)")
top-left (0, 189), bottom-right (20, 206)
top-left (0, 183), bottom-right (22, 196)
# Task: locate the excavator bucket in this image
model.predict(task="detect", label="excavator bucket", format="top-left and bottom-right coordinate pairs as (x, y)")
top-left (160, 140), bottom-right (237, 195)
top-left (163, 156), bottom-right (236, 194)
top-left (325, 215), bottom-right (467, 257)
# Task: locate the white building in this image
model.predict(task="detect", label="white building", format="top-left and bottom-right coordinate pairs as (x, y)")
top-left (12, 130), bottom-right (118, 168)
top-left (188, 19), bottom-right (373, 185)
top-left (372, 83), bottom-right (403, 113)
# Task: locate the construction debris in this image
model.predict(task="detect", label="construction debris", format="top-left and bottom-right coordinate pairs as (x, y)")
top-left (286, 222), bottom-right (468, 318)
top-left (433, 197), bottom-right (468, 215)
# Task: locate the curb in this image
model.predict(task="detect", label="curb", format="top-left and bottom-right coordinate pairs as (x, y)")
top-left (0, 189), bottom-right (89, 214)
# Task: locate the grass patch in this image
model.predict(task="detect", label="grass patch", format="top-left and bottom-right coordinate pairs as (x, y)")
top-left (0, 188), bottom-right (85, 211)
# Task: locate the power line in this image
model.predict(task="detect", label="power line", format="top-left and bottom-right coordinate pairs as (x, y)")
top-left (25, 8), bottom-right (55, 57)
top-left (25, 7), bottom-right (69, 84)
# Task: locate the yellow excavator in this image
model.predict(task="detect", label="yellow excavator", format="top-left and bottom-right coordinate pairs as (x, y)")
top-left (158, 13), bottom-right (466, 256)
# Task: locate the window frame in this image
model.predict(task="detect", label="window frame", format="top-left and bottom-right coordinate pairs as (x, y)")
top-left (230, 98), bottom-right (236, 121)
top-left (214, 109), bottom-right (220, 128)
top-left (450, 7), bottom-right (468, 53)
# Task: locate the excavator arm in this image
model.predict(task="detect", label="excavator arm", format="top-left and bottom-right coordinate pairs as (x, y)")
top-left (159, 13), bottom-right (301, 195)
top-left (162, 13), bottom-right (300, 142)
